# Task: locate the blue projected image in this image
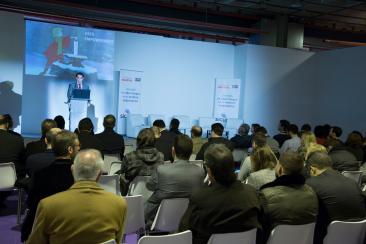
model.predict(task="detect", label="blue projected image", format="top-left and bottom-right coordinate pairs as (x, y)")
top-left (25, 20), bottom-right (115, 81)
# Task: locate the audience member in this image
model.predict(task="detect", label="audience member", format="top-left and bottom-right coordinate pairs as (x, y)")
top-left (345, 131), bottom-right (364, 161)
top-left (329, 144), bottom-right (359, 172)
top-left (53, 115), bottom-right (65, 129)
top-left (25, 119), bottom-right (56, 159)
top-left (314, 125), bottom-right (327, 145)
top-left (196, 123), bottom-right (234, 160)
top-left (154, 119), bottom-right (177, 161)
top-left (273, 119), bottom-right (290, 147)
top-left (246, 145), bottom-right (277, 190)
top-left (119, 128), bottom-right (164, 193)
top-left (237, 133), bottom-right (267, 182)
top-left (21, 131), bottom-right (80, 242)
top-left (306, 152), bottom-right (366, 244)
top-left (179, 144), bottom-right (261, 244)
top-left (190, 125), bottom-right (205, 155)
top-left (96, 114), bottom-right (125, 159)
top-left (250, 123), bottom-right (260, 135)
top-left (151, 126), bottom-right (161, 139)
top-left (0, 114), bottom-right (25, 207)
top-left (302, 143), bottom-right (328, 178)
top-left (280, 124), bottom-right (301, 154)
top-left (230, 123), bottom-right (251, 149)
top-left (169, 118), bottom-right (182, 135)
top-left (259, 151), bottom-right (318, 242)
top-left (4, 114), bottom-right (21, 136)
top-left (145, 135), bottom-right (205, 225)
top-left (77, 117), bottom-right (104, 154)
top-left (27, 149), bottom-right (127, 244)
top-left (300, 123), bottom-right (312, 135)
top-left (255, 126), bottom-right (280, 157)
top-left (26, 128), bottom-right (61, 176)
top-left (326, 126), bottom-right (343, 149)
top-left (298, 131), bottom-right (317, 160)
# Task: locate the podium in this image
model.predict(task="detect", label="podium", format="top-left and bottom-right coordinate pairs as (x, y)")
top-left (67, 87), bottom-right (91, 131)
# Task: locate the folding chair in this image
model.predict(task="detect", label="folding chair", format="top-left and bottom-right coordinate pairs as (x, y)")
top-left (207, 229), bottom-right (257, 244)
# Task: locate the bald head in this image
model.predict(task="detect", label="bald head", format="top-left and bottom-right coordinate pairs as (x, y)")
top-left (103, 114), bottom-right (116, 129)
top-left (191, 126), bottom-right (202, 138)
top-left (72, 149), bottom-right (104, 181)
top-left (308, 152), bottom-right (332, 170)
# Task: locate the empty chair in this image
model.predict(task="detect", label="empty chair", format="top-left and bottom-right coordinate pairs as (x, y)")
top-left (127, 176), bottom-right (153, 202)
top-left (323, 219), bottom-right (366, 244)
top-left (126, 114), bottom-right (148, 138)
top-left (99, 175), bottom-right (120, 195)
top-left (0, 162), bottom-right (23, 224)
top-left (150, 198), bottom-right (189, 232)
top-left (342, 171), bottom-right (363, 186)
top-left (103, 154), bottom-right (120, 173)
top-left (109, 161), bottom-right (122, 175)
top-left (207, 229), bottom-right (257, 244)
top-left (124, 195), bottom-right (146, 236)
top-left (138, 230), bottom-right (192, 244)
top-left (266, 223), bottom-right (315, 244)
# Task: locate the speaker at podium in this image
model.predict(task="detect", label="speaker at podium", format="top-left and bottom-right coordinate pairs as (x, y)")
top-left (67, 83), bottom-right (91, 131)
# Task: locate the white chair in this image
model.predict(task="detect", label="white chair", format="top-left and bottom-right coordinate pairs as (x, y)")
top-left (266, 222), bottom-right (315, 244)
top-left (138, 230), bottom-right (192, 244)
top-left (103, 154), bottom-right (120, 173)
top-left (232, 149), bottom-right (248, 163)
top-left (323, 219), bottom-right (366, 244)
top-left (148, 114), bottom-right (165, 127)
top-left (198, 117), bottom-right (216, 138)
top-left (0, 162), bottom-right (23, 224)
top-left (127, 176), bottom-right (153, 203)
top-left (99, 175), bottom-right (120, 195)
top-left (124, 195), bottom-right (146, 236)
top-left (225, 118), bottom-right (243, 139)
top-left (173, 115), bottom-right (191, 134)
top-left (342, 171), bottom-right (363, 186)
top-left (109, 161), bottom-right (122, 175)
top-left (126, 114), bottom-right (148, 138)
top-left (207, 229), bottom-right (257, 244)
top-left (150, 198), bottom-right (189, 232)
top-left (190, 160), bottom-right (204, 168)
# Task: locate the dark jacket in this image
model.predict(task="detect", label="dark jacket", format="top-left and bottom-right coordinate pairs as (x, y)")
top-left (25, 138), bottom-right (47, 160)
top-left (196, 137), bottom-right (234, 160)
top-left (306, 169), bottom-right (366, 244)
top-left (259, 174), bottom-right (318, 242)
top-left (78, 131), bottom-right (104, 155)
top-left (155, 130), bottom-right (177, 161)
top-left (0, 129), bottom-right (25, 177)
top-left (179, 181), bottom-right (261, 244)
top-left (22, 158), bottom-right (74, 241)
top-left (230, 134), bottom-right (252, 149)
top-left (96, 128), bottom-right (125, 158)
top-left (329, 145), bottom-right (360, 172)
top-left (25, 149), bottom-right (55, 176)
top-left (119, 147), bottom-right (164, 182)
top-left (273, 133), bottom-right (290, 148)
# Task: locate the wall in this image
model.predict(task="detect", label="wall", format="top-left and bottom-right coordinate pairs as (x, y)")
top-left (0, 11), bottom-right (24, 132)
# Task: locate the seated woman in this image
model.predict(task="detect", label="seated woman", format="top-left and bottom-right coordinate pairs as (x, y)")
top-left (119, 128), bottom-right (164, 194)
top-left (246, 145), bottom-right (277, 190)
top-left (298, 131), bottom-right (317, 160)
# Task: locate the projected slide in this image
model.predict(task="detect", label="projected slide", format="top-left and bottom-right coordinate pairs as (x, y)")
top-left (25, 20), bottom-right (115, 81)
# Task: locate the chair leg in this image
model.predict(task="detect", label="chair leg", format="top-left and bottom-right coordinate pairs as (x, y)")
top-left (17, 188), bottom-right (23, 224)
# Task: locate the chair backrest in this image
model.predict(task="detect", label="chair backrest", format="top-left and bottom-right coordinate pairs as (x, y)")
top-left (99, 175), bottom-right (120, 195)
top-left (151, 198), bottom-right (189, 232)
top-left (0, 163), bottom-right (17, 191)
top-left (225, 118), bottom-right (244, 130)
top-left (98, 239), bottom-right (116, 244)
top-left (148, 114), bottom-right (165, 127)
top-left (323, 219), bottom-right (366, 244)
top-left (266, 223), bottom-right (315, 244)
top-left (109, 161), bottom-right (122, 175)
top-left (232, 149), bottom-right (248, 163)
top-left (207, 229), bottom-right (257, 244)
top-left (138, 230), bottom-right (192, 244)
top-left (103, 154), bottom-right (120, 173)
top-left (342, 171), bottom-right (363, 186)
top-left (127, 176), bottom-right (153, 202)
top-left (124, 195), bottom-right (146, 235)
top-left (189, 160), bottom-right (204, 168)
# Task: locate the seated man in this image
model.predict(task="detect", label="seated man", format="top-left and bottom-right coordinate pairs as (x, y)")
top-left (179, 144), bottom-right (261, 244)
top-left (169, 118), bottom-right (182, 135)
top-left (259, 151), bottom-right (318, 242)
top-left (154, 119), bottom-right (177, 162)
top-left (77, 117), bottom-right (104, 154)
top-left (26, 128), bottom-right (61, 176)
top-left (190, 125), bottom-right (205, 155)
top-left (21, 131), bottom-right (80, 242)
top-left (306, 152), bottom-right (366, 244)
top-left (230, 123), bottom-right (251, 149)
top-left (196, 123), bottom-right (234, 160)
top-left (145, 134), bottom-right (205, 225)
top-left (280, 124), bottom-right (301, 154)
top-left (27, 149), bottom-right (127, 244)
top-left (96, 114), bottom-right (125, 159)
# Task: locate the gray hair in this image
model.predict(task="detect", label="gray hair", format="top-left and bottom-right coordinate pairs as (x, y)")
top-left (238, 123), bottom-right (250, 136)
top-left (73, 149), bottom-right (104, 181)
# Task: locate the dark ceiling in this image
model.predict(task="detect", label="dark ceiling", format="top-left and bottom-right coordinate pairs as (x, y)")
top-left (1, 0), bottom-right (366, 49)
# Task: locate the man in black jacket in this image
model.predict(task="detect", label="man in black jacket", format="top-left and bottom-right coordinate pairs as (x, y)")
top-left (306, 152), bottom-right (366, 244)
top-left (154, 119), bottom-right (176, 162)
top-left (179, 144), bottom-right (261, 244)
top-left (96, 115), bottom-right (125, 159)
top-left (21, 131), bottom-right (80, 242)
top-left (196, 123), bottom-right (234, 160)
top-left (77, 118), bottom-right (104, 155)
